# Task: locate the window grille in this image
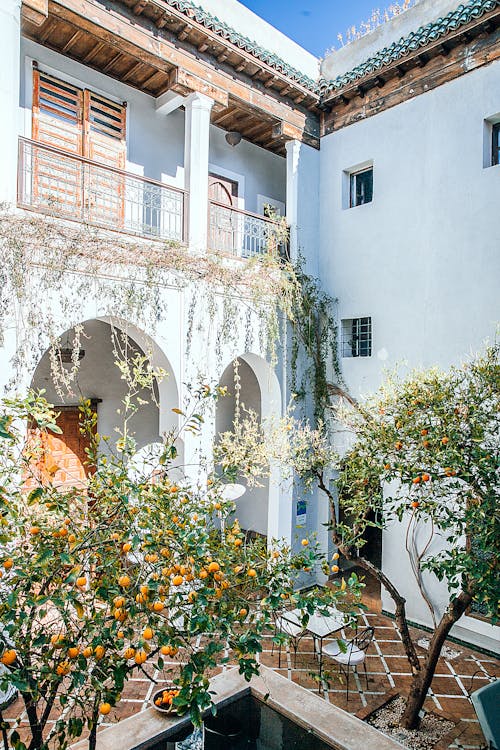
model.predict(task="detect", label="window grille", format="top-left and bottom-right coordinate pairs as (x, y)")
top-left (341, 317), bottom-right (372, 358)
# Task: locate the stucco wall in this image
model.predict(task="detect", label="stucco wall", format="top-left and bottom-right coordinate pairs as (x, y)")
top-left (319, 61), bottom-right (500, 649)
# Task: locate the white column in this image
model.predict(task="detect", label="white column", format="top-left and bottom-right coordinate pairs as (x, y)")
top-left (285, 139), bottom-right (301, 263)
top-left (184, 92), bottom-right (214, 252)
top-left (0, 0), bottom-right (21, 206)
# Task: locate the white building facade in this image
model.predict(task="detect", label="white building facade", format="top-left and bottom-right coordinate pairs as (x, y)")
top-left (0, 0), bottom-right (498, 652)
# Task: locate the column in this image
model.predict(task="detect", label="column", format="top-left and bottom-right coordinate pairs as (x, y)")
top-left (0, 0), bottom-right (21, 205)
top-left (285, 139), bottom-right (300, 263)
top-left (285, 139), bottom-right (320, 274)
top-left (184, 92), bottom-right (214, 252)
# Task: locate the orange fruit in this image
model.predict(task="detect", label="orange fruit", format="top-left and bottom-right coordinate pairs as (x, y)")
top-left (412, 476), bottom-right (421, 484)
top-left (160, 645), bottom-right (171, 656)
top-left (207, 562), bottom-right (220, 573)
top-left (199, 569), bottom-right (208, 579)
top-left (29, 526), bottom-right (40, 536)
top-left (152, 601), bottom-right (164, 613)
top-left (0, 649), bottom-right (16, 666)
top-left (122, 542), bottom-right (132, 553)
top-left (124, 647), bottom-right (135, 660)
top-left (68, 534), bottom-right (76, 544)
top-left (384, 463), bottom-right (391, 470)
top-left (423, 440), bottom-right (430, 448)
top-left (332, 552), bottom-right (340, 560)
top-left (172, 575), bottom-right (184, 586)
top-left (395, 442), bottom-right (403, 450)
top-left (422, 473), bottom-right (430, 482)
top-left (421, 429), bottom-right (428, 436)
top-left (143, 627), bottom-right (153, 640)
top-left (76, 576), bottom-right (87, 588)
top-left (111, 532), bottom-right (120, 541)
top-left (83, 646), bottom-right (93, 658)
top-left (67, 647), bottom-right (79, 659)
top-left (136, 593), bottom-right (147, 604)
top-left (441, 437), bottom-right (449, 445)
top-left (239, 608), bottom-right (248, 618)
top-left (331, 565), bottom-right (340, 574)
top-left (160, 548), bottom-right (170, 558)
top-left (94, 645), bottom-right (105, 660)
top-left (118, 575), bottom-right (131, 588)
top-left (51, 634), bottom-right (65, 648)
top-left (114, 608), bottom-right (127, 622)
top-left (99, 703), bottom-right (111, 715)
top-left (214, 502), bottom-right (222, 511)
top-left (3, 559), bottom-right (13, 570)
top-left (411, 501), bottom-right (420, 509)
top-left (134, 649), bottom-right (147, 665)
top-left (187, 591), bottom-right (197, 603)
top-left (113, 596), bottom-right (126, 608)
top-left (56, 662), bottom-right (70, 676)
top-left (247, 568), bottom-right (257, 578)
top-left (301, 539), bottom-right (309, 547)
top-left (58, 527), bottom-right (68, 537)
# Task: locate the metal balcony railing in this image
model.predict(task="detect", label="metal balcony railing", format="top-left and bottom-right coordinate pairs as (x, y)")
top-left (17, 138), bottom-right (187, 243)
top-left (208, 200), bottom-right (286, 258)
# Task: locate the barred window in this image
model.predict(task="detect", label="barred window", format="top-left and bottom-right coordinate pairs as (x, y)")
top-left (342, 317), bottom-right (372, 358)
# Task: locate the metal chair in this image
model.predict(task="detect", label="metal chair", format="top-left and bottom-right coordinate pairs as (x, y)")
top-left (470, 679), bottom-right (500, 750)
top-left (321, 626), bottom-right (374, 700)
top-left (272, 612), bottom-right (307, 668)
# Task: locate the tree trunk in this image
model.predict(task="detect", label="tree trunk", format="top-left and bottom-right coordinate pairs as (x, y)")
top-left (354, 555), bottom-right (421, 675)
top-left (401, 590), bottom-right (472, 729)
top-left (24, 694), bottom-right (43, 750)
top-left (316, 472), bottom-right (421, 674)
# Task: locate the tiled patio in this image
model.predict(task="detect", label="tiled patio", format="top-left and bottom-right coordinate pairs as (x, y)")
top-left (3, 611), bottom-right (498, 749)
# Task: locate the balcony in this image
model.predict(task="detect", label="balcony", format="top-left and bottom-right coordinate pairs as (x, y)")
top-left (17, 138), bottom-right (187, 243)
top-left (208, 200), bottom-right (286, 258)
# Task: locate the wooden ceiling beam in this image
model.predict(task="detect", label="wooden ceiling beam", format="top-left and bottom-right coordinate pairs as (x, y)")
top-left (212, 107), bottom-right (239, 126)
top-left (61, 28), bottom-right (81, 51)
top-left (133, 0), bottom-right (147, 15)
top-left (243, 121), bottom-right (272, 139)
top-left (82, 40), bottom-right (104, 64)
top-left (22, 0), bottom-right (48, 26)
top-left (47, 0), bottom-right (319, 147)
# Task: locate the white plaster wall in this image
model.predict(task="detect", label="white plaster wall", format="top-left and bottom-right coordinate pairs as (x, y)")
top-left (319, 62), bottom-right (500, 649)
top-left (0, 0), bottom-right (21, 205)
top-left (198, 0), bottom-right (319, 81)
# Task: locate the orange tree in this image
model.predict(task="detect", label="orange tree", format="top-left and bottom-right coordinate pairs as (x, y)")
top-left (0, 374), bottom-right (358, 750)
top-left (216, 344), bottom-right (499, 730)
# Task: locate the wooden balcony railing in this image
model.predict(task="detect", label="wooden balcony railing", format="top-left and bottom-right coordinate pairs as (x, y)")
top-left (208, 200), bottom-right (286, 258)
top-left (17, 138), bottom-right (187, 243)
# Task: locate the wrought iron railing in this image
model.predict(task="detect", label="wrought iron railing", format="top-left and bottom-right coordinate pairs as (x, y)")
top-left (208, 200), bottom-right (285, 258)
top-left (18, 138), bottom-right (187, 243)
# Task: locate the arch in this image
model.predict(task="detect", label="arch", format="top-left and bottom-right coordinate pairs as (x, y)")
top-left (215, 352), bottom-right (287, 544)
top-left (30, 318), bottom-right (181, 487)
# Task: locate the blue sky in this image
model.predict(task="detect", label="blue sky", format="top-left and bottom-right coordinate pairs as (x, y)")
top-left (239, 1), bottom-right (393, 57)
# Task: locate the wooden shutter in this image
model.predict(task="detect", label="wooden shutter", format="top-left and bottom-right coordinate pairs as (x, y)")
top-left (32, 69), bottom-right (83, 153)
top-left (32, 69), bottom-right (83, 214)
top-left (83, 90), bottom-right (126, 226)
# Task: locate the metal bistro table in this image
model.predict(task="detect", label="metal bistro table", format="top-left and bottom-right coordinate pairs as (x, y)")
top-left (281, 607), bottom-right (353, 683)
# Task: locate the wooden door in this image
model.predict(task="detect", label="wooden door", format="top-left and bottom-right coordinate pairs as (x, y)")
top-left (25, 406), bottom-right (95, 492)
top-left (32, 70), bottom-right (83, 215)
top-left (208, 173), bottom-right (239, 253)
top-left (83, 90), bottom-right (126, 227)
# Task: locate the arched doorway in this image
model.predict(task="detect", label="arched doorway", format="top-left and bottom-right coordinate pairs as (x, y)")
top-left (215, 354), bottom-right (284, 541)
top-left (29, 318), bottom-right (177, 491)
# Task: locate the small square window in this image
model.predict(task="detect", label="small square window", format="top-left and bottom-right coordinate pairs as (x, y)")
top-left (492, 123), bottom-right (500, 166)
top-left (350, 167), bottom-right (373, 207)
top-left (342, 317), bottom-right (372, 358)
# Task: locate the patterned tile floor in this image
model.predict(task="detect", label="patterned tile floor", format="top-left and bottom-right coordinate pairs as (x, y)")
top-left (3, 611), bottom-right (498, 748)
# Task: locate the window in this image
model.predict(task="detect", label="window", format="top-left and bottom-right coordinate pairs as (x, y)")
top-left (342, 318), bottom-right (372, 358)
top-left (350, 167), bottom-right (373, 207)
top-left (492, 123), bottom-right (500, 166)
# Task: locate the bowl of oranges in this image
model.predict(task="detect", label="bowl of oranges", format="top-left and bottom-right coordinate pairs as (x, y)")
top-left (151, 684), bottom-right (180, 714)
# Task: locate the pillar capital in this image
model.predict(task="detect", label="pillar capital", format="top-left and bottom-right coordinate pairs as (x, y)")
top-left (184, 91), bottom-right (214, 112)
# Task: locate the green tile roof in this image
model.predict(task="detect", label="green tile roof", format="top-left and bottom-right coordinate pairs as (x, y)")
top-left (319, 0), bottom-right (500, 97)
top-left (166, 0), bottom-right (318, 91)
top-left (160, 0), bottom-right (498, 99)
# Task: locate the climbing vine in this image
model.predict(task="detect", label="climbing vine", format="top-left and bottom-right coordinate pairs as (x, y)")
top-left (0, 205), bottom-right (342, 419)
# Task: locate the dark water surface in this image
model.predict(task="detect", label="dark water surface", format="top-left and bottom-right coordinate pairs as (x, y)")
top-left (151, 695), bottom-right (336, 749)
